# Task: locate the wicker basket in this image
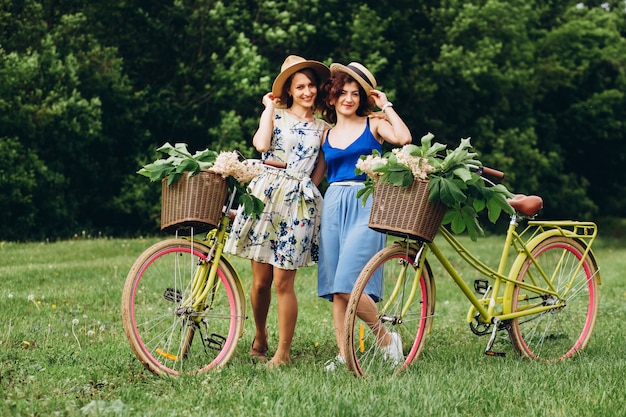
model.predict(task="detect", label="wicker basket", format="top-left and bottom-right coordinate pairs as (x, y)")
top-left (161, 171), bottom-right (228, 234)
top-left (368, 179), bottom-right (447, 242)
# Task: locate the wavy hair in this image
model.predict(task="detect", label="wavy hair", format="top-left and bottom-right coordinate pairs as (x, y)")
top-left (320, 71), bottom-right (374, 125)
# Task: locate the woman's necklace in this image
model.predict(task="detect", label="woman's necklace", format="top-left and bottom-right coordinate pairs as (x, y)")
top-left (286, 108), bottom-right (314, 122)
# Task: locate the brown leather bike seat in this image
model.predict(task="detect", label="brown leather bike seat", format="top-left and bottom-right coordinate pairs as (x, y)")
top-left (507, 194), bottom-right (543, 217)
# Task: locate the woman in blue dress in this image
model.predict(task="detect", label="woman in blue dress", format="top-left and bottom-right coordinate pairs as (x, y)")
top-left (225, 56), bottom-right (329, 367)
top-left (316, 62), bottom-right (412, 370)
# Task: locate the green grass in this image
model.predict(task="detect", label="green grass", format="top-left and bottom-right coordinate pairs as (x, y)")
top-left (1, 235), bottom-right (625, 416)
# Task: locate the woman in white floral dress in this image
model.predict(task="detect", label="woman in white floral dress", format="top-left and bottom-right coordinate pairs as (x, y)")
top-left (224, 55), bottom-right (329, 367)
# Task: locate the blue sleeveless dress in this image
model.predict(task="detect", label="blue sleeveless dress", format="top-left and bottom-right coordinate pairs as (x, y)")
top-left (317, 119), bottom-right (386, 301)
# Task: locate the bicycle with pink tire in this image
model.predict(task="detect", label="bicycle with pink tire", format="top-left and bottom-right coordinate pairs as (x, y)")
top-left (344, 166), bottom-right (601, 377)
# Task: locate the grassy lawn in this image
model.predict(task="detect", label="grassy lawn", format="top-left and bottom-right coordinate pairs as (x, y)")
top-left (0, 234), bottom-right (624, 416)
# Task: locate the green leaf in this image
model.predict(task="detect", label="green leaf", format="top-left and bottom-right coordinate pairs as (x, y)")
top-left (166, 172), bottom-right (182, 186)
top-left (465, 215), bottom-right (484, 241)
top-left (160, 142), bottom-right (193, 159)
top-left (356, 180), bottom-right (375, 207)
top-left (419, 132), bottom-right (434, 151)
top-left (403, 144), bottom-right (421, 156)
top-left (486, 198), bottom-right (503, 223)
top-left (451, 165), bottom-right (473, 183)
top-left (176, 159), bottom-right (200, 175)
top-left (492, 184), bottom-right (516, 200)
top-left (380, 164), bottom-right (413, 187)
top-left (137, 160), bottom-right (174, 182)
top-left (492, 191), bottom-right (515, 215)
top-left (435, 177), bottom-right (466, 206)
top-left (450, 210), bottom-right (467, 234)
top-left (140, 143), bottom-right (218, 183)
top-left (239, 192), bottom-right (264, 215)
top-left (459, 205), bottom-right (483, 240)
top-left (473, 198), bottom-right (486, 213)
top-left (428, 176), bottom-right (440, 202)
top-left (419, 133), bottom-right (446, 157)
top-left (193, 149), bottom-right (218, 163)
top-left (155, 142), bottom-right (176, 155)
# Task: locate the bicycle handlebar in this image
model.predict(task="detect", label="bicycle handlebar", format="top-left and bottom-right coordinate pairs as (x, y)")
top-left (467, 164), bottom-right (504, 179)
top-left (480, 166), bottom-right (504, 179)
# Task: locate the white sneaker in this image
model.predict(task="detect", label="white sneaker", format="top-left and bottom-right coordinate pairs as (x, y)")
top-left (324, 355), bottom-right (345, 372)
top-left (381, 332), bottom-right (403, 365)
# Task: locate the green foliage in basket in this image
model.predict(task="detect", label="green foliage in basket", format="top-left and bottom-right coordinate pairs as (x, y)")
top-left (137, 142), bottom-right (218, 185)
top-left (138, 143), bottom-right (263, 215)
top-left (356, 133), bottom-right (515, 240)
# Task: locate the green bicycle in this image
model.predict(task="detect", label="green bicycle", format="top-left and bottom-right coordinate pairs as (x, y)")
top-left (344, 167), bottom-right (601, 377)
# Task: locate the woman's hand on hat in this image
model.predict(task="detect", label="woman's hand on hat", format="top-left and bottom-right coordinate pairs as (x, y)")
top-left (262, 92), bottom-right (278, 108)
top-left (369, 89), bottom-right (389, 109)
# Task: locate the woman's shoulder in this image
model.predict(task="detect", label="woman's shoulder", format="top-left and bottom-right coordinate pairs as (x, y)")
top-left (316, 118), bottom-right (332, 129)
top-left (363, 116), bottom-right (386, 144)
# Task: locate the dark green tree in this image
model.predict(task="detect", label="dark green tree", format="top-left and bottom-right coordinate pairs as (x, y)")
top-left (1, 0), bottom-right (625, 239)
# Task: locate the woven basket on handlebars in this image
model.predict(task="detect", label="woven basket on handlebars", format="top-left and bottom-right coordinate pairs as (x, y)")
top-left (161, 170), bottom-right (228, 234)
top-left (368, 179), bottom-right (447, 242)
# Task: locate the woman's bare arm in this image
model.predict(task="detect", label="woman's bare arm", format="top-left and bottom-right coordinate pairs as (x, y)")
top-left (252, 93), bottom-right (277, 152)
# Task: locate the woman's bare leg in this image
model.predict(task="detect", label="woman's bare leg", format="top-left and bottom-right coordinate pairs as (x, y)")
top-left (268, 267), bottom-right (298, 366)
top-left (333, 292), bottom-right (392, 357)
top-left (250, 260), bottom-right (272, 355)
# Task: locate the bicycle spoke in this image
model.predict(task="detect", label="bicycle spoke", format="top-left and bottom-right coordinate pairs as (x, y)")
top-left (509, 237), bottom-right (598, 361)
top-left (122, 239), bottom-right (245, 376)
top-left (344, 245), bottom-right (432, 377)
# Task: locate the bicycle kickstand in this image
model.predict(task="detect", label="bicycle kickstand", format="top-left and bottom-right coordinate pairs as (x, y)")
top-left (484, 318), bottom-right (506, 357)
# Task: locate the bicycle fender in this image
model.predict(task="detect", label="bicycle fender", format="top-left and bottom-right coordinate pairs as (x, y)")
top-left (576, 242), bottom-right (601, 285)
top-left (423, 259), bottom-right (436, 335)
top-left (218, 256), bottom-right (247, 335)
top-left (502, 230), bottom-right (600, 313)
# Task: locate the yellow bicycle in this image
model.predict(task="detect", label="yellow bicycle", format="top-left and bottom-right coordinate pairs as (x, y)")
top-left (121, 176), bottom-right (249, 376)
top-left (344, 167), bottom-right (601, 377)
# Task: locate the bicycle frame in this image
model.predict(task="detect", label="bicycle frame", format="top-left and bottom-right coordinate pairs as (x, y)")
top-left (177, 190), bottom-right (244, 320)
top-left (344, 172), bottom-right (602, 375)
top-left (393, 213), bottom-right (600, 328)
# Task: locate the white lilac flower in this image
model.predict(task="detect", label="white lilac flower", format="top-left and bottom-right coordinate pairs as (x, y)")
top-left (210, 151), bottom-right (264, 184)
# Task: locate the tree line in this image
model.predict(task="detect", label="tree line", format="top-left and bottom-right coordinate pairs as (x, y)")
top-left (1, 0), bottom-right (624, 241)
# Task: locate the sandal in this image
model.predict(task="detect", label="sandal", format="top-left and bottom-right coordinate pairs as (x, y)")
top-left (250, 337), bottom-right (268, 362)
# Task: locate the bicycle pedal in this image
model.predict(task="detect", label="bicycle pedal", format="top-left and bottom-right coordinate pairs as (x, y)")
top-left (484, 350), bottom-right (506, 357)
top-left (163, 288), bottom-right (182, 303)
top-left (473, 279), bottom-right (489, 295)
top-left (204, 333), bottom-right (226, 350)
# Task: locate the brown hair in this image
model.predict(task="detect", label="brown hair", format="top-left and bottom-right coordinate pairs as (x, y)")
top-left (320, 71), bottom-right (374, 125)
top-left (276, 68), bottom-right (324, 111)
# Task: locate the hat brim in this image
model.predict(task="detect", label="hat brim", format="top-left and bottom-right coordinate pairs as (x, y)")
top-left (271, 61), bottom-right (330, 98)
top-left (329, 63), bottom-right (375, 94)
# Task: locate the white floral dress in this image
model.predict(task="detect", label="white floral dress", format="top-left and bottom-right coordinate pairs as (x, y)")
top-left (224, 109), bottom-right (326, 270)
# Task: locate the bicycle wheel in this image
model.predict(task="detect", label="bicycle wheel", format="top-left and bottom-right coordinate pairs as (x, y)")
top-left (122, 239), bottom-right (245, 376)
top-left (508, 236), bottom-right (599, 361)
top-left (344, 244), bottom-right (433, 377)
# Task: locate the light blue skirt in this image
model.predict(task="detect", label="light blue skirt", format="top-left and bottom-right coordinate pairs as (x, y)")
top-left (317, 182), bottom-right (386, 301)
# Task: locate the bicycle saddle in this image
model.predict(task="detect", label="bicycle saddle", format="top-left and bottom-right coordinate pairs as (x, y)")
top-left (507, 194), bottom-right (543, 216)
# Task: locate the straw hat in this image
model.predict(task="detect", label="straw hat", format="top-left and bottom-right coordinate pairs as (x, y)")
top-left (271, 55), bottom-right (330, 97)
top-left (329, 62), bottom-right (377, 93)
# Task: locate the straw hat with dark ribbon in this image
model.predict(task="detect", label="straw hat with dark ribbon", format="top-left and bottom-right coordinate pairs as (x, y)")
top-left (271, 55), bottom-right (330, 97)
top-left (329, 62), bottom-right (377, 93)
